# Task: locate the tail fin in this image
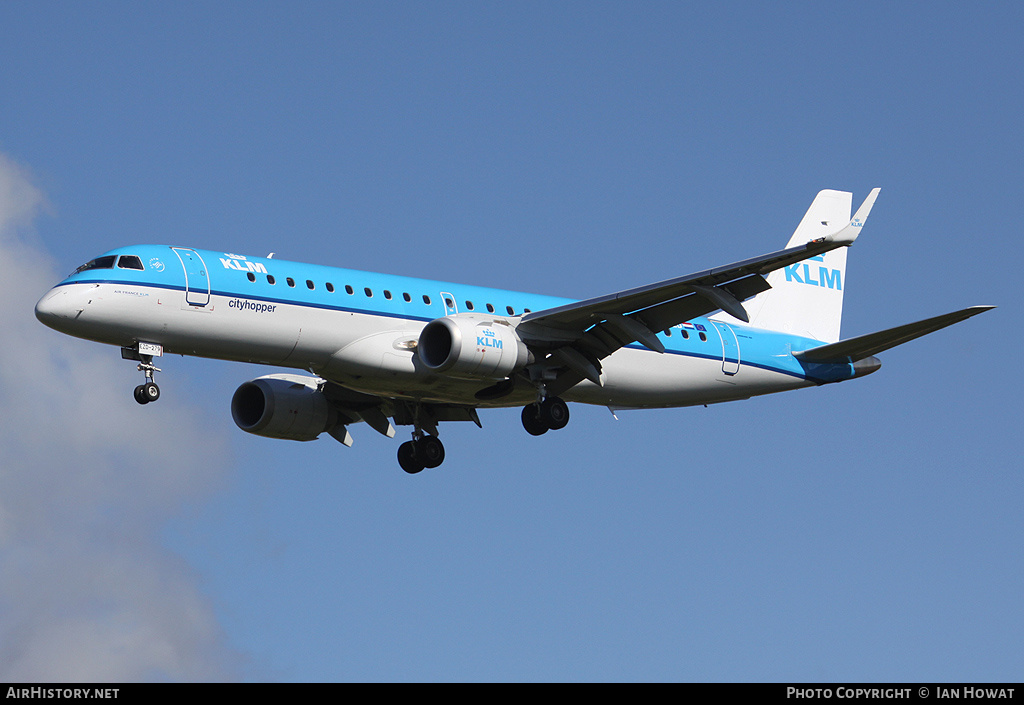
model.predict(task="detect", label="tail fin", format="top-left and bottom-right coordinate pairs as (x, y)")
top-left (723, 189), bottom-right (879, 342)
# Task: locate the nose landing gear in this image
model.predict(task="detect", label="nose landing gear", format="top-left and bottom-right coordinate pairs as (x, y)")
top-left (122, 344), bottom-right (163, 405)
top-left (133, 380), bottom-right (160, 404)
top-left (132, 359), bottom-right (162, 405)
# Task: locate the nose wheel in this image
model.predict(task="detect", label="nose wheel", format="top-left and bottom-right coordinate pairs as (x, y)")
top-left (122, 345), bottom-right (164, 406)
top-left (134, 381), bottom-right (160, 405)
top-left (133, 357), bottom-right (161, 405)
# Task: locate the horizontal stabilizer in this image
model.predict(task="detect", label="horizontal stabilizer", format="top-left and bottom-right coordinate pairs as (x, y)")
top-left (793, 305), bottom-right (994, 363)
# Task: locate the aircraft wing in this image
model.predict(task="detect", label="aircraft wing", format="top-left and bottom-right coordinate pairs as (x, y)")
top-left (515, 189), bottom-right (879, 395)
top-left (319, 378), bottom-right (483, 445)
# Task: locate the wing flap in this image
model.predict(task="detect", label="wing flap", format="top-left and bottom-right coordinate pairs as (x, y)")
top-left (634, 273), bottom-right (771, 333)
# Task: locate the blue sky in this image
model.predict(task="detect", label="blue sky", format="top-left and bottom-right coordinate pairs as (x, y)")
top-left (0, 2), bottom-right (1020, 681)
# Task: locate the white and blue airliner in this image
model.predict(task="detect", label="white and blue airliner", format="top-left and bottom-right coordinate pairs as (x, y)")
top-left (35, 189), bottom-right (992, 473)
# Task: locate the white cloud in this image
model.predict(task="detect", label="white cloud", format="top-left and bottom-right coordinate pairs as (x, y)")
top-left (0, 153), bottom-right (242, 681)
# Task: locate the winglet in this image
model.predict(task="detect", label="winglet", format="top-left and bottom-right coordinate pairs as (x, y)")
top-left (826, 187), bottom-right (880, 246)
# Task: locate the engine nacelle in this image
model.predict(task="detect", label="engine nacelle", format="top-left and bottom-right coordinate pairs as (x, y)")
top-left (417, 315), bottom-right (530, 380)
top-left (231, 374), bottom-right (337, 442)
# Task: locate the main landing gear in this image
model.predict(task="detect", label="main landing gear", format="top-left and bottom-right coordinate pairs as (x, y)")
top-left (396, 404), bottom-right (447, 474)
top-left (397, 433), bottom-right (445, 474)
top-left (521, 396), bottom-right (570, 436)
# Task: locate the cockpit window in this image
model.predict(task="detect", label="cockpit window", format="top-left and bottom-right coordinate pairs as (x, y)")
top-left (117, 255), bottom-right (144, 270)
top-left (75, 256), bottom-right (116, 274)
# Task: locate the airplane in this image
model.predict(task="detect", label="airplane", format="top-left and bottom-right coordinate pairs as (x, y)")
top-left (35, 188), bottom-right (993, 473)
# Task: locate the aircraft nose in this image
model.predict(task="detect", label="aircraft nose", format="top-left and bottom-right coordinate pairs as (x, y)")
top-left (35, 287), bottom-right (72, 329)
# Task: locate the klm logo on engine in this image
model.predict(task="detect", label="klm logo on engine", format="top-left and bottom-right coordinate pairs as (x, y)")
top-left (477, 329), bottom-right (503, 350)
top-left (784, 255), bottom-right (841, 290)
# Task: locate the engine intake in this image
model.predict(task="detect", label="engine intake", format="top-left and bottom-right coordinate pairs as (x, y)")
top-left (231, 374), bottom-right (338, 441)
top-left (418, 315), bottom-right (529, 380)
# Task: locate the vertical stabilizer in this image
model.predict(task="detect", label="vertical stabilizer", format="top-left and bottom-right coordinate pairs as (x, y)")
top-left (714, 189), bottom-right (877, 343)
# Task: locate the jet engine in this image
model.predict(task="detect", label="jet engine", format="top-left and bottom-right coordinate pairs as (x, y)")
top-left (231, 374), bottom-right (338, 441)
top-left (417, 315), bottom-right (530, 380)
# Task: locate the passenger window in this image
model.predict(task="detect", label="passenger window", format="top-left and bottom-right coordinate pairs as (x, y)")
top-left (364, 287), bottom-right (373, 297)
top-left (247, 272), bottom-right (256, 282)
top-left (267, 275), bottom-right (276, 285)
top-left (345, 285), bottom-right (354, 294)
top-left (445, 297), bottom-right (454, 308)
top-left (384, 290), bottom-right (393, 300)
top-left (681, 330), bottom-right (689, 339)
top-left (117, 255), bottom-right (144, 270)
top-left (403, 293), bottom-right (412, 302)
top-left (486, 304), bottom-right (495, 313)
top-left (306, 280), bottom-right (315, 290)
top-left (664, 329), bottom-right (671, 337)
top-left (465, 301), bottom-right (474, 311)
top-left (326, 283), bottom-right (335, 293)
top-left (286, 277), bottom-right (295, 287)
top-left (423, 295), bottom-right (431, 305)
top-left (699, 332), bottom-right (707, 342)
top-left (506, 306), bottom-right (514, 316)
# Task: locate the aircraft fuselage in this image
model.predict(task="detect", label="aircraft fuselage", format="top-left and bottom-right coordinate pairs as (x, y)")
top-left (35, 245), bottom-right (854, 411)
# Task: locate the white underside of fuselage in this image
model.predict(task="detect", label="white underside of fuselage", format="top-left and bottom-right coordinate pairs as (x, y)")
top-left (39, 282), bottom-right (814, 409)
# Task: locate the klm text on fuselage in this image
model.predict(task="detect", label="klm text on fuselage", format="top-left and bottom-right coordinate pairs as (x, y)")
top-left (220, 257), bottom-right (268, 274)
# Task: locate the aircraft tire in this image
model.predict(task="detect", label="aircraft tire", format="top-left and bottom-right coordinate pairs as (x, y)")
top-left (416, 436), bottom-right (445, 469)
top-left (539, 397), bottom-right (569, 430)
top-left (521, 405), bottom-right (548, 436)
top-left (398, 441), bottom-right (425, 474)
top-left (143, 382), bottom-right (160, 403)
top-left (133, 385), bottom-right (149, 405)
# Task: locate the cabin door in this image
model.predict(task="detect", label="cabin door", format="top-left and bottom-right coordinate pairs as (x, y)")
top-left (172, 248), bottom-right (211, 307)
top-left (711, 321), bottom-right (740, 375)
top-left (440, 291), bottom-right (458, 316)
